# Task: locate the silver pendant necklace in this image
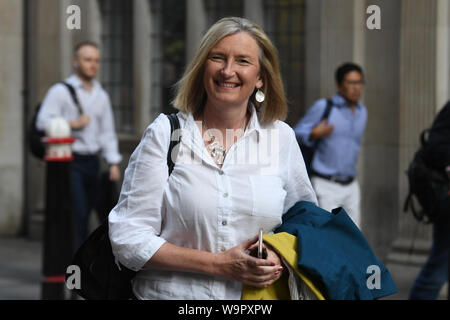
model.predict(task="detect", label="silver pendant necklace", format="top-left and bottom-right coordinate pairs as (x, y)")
top-left (203, 117), bottom-right (246, 165)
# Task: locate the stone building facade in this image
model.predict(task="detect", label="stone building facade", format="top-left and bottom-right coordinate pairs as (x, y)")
top-left (1, 0), bottom-right (448, 269)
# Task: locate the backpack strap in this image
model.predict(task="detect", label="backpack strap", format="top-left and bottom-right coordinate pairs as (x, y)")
top-left (403, 192), bottom-right (426, 222)
top-left (321, 99), bottom-right (334, 121)
top-left (312, 99), bottom-right (334, 149)
top-left (419, 128), bottom-right (429, 146)
top-left (60, 81), bottom-right (84, 115)
top-left (166, 113), bottom-right (181, 175)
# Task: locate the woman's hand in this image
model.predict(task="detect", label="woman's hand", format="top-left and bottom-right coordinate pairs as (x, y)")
top-left (264, 244), bottom-right (284, 279)
top-left (248, 240), bottom-right (284, 284)
top-left (214, 235), bottom-right (284, 288)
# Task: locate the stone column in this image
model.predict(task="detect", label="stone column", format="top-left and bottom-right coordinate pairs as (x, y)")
top-left (244, 0), bottom-right (265, 29)
top-left (134, 0), bottom-right (152, 134)
top-left (26, 0), bottom-right (69, 239)
top-left (436, 0), bottom-right (450, 112)
top-left (71, 0), bottom-right (102, 46)
top-left (186, 0), bottom-right (207, 63)
top-left (359, 0), bottom-right (401, 260)
top-left (388, 0), bottom-right (439, 266)
top-left (304, 0), bottom-right (355, 108)
top-left (0, 0), bottom-right (23, 235)
top-left (353, 0), bottom-right (366, 198)
top-left (59, 0), bottom-right (73, 79)
top-left (318, 0), bottom-right (355, 98)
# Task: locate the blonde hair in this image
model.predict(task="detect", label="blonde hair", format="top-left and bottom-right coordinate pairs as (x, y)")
top-left (172, 17), bottom-right (287, 124)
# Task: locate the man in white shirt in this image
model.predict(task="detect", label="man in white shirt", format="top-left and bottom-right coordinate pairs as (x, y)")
top-left (37, 41), bottom-right (122, 248)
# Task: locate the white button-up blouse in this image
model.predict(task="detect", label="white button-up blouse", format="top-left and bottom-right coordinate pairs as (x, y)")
top-left (108, 107), bottom-right (317, 300)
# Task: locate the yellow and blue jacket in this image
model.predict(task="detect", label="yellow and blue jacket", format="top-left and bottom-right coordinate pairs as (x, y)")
top-left (243, 201), bottom-right (397, 300)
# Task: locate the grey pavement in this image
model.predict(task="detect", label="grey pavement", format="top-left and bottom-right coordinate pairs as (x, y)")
top-left (0, 237), bottom-right (42, 300)
top-left (383, 262), bottom-right (447, 300)
top-left (0, 236), bottom-right (447, 300)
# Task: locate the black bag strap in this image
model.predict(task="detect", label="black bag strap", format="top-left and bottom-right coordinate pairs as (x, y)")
top-left (321, 99), bottom-right (333, 121)
top-left (419, 128), bottom-right (429, 146)
top-left (60, 81), bottom-right (84, 115)
top-left (312, 99), bottom-right (334, 148)
top-left (166, 113), bottom-right (181, 175)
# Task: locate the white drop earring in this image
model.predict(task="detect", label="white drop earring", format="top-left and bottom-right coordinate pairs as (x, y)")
top-left (255, 89), bottom-right (265, 103)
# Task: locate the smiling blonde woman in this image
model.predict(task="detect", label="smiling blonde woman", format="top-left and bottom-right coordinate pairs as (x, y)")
top-left (108, 17), bottom-right (317, 300)
top-left (173, 16), bottom-right (287, 125)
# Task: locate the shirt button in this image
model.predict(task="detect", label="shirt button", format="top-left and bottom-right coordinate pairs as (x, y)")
top-left (223, 193), bottom-right (228, 198)
top-left (222, 220), bottom-right (227, 226)
top-left (219, 171), bottom-right (224, 175)
top-left (220, 247), bottom-right (226, 252)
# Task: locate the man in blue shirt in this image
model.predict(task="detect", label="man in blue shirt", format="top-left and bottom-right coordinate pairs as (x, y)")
top-left (294, 63), bottom-right (367, 229)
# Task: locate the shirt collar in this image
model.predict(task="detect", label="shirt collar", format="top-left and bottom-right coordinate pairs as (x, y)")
top-left (246, 103), bottom-right (262, 135)
top-left (181, 103), bottom-right (262, 137)
top-left (66, 74), bottom-right (100, 91)
top-left (332, 92), bottom-right (363, 110)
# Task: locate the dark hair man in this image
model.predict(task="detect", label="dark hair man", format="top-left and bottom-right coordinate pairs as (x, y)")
top-left (294, 62), bottom-right (367, 229)
top-left (36, 41), bottom-right (122, 247)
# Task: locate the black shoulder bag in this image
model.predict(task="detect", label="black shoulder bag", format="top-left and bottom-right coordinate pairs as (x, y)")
top-left (67, 113), bottom-right (181, 300)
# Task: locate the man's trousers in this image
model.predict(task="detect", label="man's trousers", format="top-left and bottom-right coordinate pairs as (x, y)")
top-left (409, 223), bottom-right (449, 300)
top-left (311, 176), bottom-right (361, 229)
top-left (72, 153), bottom-right (99, 248)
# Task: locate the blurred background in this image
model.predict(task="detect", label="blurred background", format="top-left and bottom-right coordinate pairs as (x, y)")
top-left (0, 0), bottom-right (448, 299)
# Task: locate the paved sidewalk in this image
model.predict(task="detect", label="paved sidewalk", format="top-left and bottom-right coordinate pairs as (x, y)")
top-left (0, 237), bottom-right (41, 300)
top-left (0, 236), bottom-right (447, 300)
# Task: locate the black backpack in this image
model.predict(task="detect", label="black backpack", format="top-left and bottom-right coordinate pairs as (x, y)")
top-left (29, 82), bottom-right (83, 159)
top-left (403, 129), bottom-right (449, 224)
top-left (297, 99), bottom-right (333, 175)
top-left (67, 113), bottom-right (181, 300)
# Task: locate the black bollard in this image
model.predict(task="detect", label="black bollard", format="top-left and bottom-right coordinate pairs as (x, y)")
top-left (41, 136), bottom-right (75, 300)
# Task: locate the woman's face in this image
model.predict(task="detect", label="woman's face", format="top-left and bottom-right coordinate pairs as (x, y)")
top-left (203, 32), bottom-right (263, 111)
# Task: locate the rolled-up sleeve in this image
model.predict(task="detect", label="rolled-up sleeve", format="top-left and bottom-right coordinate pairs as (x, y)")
top-left (108, 114), bottom-right (170, 271)
top-left (293, 99), bottom-right (327, 147)
top-left (283, 126), bottom-right (318, 212)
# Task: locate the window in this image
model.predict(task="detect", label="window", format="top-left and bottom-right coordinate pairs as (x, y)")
top-left (263, 0), bottom-right (305, 125)
top-left (150, 0), bottom-right (186, 115)
top-left (99, 0), bottom-right (134, 134)
top-left (204, 0), bottom-right (243, 27)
